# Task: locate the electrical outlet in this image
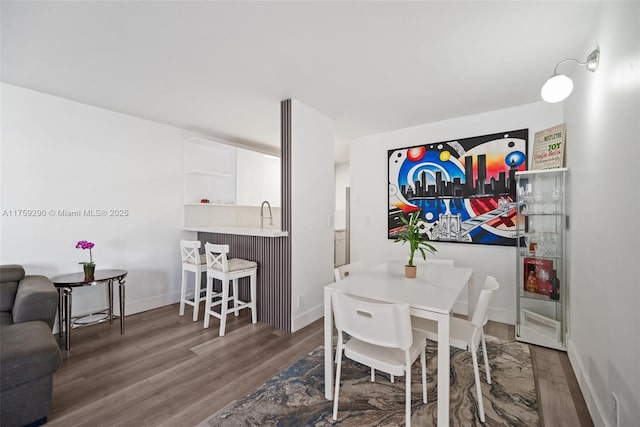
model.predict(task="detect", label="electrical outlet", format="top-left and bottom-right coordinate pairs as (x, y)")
top-left (297, 295), bottom-right (303, 309)
top-left (612, 392), bottom-right (619, 427)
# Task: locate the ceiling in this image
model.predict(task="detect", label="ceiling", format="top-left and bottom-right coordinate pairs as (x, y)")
top-left (1, 1), bottom-right (600, 162)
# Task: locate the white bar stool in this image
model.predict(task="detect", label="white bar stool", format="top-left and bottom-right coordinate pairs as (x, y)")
top-left (203, 243), bottom-right (258, 336)
top-left (179, 240), bottom-right (207, 321)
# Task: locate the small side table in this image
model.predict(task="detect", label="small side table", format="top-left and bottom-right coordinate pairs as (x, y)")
top-left (51, 269), bottom-right (128, 351)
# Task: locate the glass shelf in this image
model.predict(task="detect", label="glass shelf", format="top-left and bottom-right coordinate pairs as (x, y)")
top-left (520, 290), bottom-right (562, 303)
top-left (515, 168), bottom-right (567, 351)
top-left (518, 252), bottom-right (563, 260)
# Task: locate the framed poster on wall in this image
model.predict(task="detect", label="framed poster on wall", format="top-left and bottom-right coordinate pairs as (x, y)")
top-left (531, 123), bottom-right (566, 170)
top-left (388, 129), bottom-right (528, 246)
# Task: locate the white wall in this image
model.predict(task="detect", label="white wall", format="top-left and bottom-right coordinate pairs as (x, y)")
top-left (0, 84), bottom-right (185, 318)
top-left (290, 99), bottom-right (335, 332)
top-left (334, 162), bottom-right (350, 230)
top-left (236, 147), bottom-right (281, 207)
top-left (349, 101), bottom-right (563, 322)
top-left (563, 2), bottom-right (639, 426)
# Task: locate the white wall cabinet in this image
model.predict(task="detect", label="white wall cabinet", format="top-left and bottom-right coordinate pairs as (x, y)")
top-left (184, 137), bottom-right (236, 205)
top-left (236, 148), bottom-right (280, 207)
top-left (515, 168), bottom-right (567, 350)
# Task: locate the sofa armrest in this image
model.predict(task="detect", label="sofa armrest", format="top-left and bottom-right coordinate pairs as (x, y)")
top-left (12, 276), bottom-right (58, 330)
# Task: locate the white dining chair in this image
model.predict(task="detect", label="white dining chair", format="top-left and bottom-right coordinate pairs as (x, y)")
top-left (179, 240), bottom-right (207, 321)
top-left (333, 260), bottom-right (388, 380)
top-left (333, 261), bottom-right (364, 281)
top-left (331, 292), bottom-right (428, 427)
top-left (482, 275), bottom-right (500, 293)
top-left (411, 276), bottom-right (500, 423)
top-left (203, 243), bottom-right (258, 337)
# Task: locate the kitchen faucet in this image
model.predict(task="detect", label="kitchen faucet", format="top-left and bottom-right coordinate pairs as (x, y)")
top-left (260, 200), bottom-right (273, 230)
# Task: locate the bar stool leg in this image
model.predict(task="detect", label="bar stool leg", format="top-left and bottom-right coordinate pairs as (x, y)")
top-left (232, 279), bottom-right (239, 317)
top-left (219, 279), bottom-right (229, 336)
top-left (192, 270), bottom-right (201, 321)
top-left (250, 270), bottom-right (257, 324)
top-left (203, 275), bottom-right (213, 329)
top-left (179, 269), bottom-right (187, 316)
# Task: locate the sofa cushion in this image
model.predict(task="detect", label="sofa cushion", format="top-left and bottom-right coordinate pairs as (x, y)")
top-left (0, 322), bottom-right (61, 390)
top-left (0, 282), bottom-right (18, 312)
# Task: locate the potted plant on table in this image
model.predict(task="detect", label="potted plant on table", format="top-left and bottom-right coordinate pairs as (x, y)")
top-left (76, 240), bottom-right (96, 280)
top-left (395, 211), bottom-right (437, 278)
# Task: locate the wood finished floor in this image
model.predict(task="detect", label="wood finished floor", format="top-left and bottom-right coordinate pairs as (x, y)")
top-left (48, 304), bottom-right (592, 427)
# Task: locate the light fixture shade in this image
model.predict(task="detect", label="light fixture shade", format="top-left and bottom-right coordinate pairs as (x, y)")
top-left (541, 74), bottom-right (574, 103)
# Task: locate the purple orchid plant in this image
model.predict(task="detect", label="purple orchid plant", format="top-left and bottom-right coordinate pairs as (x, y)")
top-left (76, 240), bottom-right (95, 266)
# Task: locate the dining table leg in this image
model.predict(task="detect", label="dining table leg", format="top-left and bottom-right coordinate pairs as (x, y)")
top-left (324, 288), bottom-right (333, 400)
top-left (437, 312), bottom-right (451, 427)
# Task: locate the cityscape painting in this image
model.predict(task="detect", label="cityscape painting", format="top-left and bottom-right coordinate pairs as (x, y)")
top-left (388, 129), bottom-right (528, 246)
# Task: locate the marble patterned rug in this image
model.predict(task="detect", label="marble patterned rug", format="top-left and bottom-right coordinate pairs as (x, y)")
top-left (199, 336), bottom-right (539, 426)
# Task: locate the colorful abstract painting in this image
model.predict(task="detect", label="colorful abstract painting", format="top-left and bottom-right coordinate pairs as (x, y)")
top-left (388, 129), bottom-right (528, 246)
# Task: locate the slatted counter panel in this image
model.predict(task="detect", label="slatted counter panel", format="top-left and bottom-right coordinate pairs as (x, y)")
top-left (198, 232), bottom-right (291, 332)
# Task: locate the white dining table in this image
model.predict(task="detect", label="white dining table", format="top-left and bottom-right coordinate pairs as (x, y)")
top-left (324, 261), bottom-right (473, 427)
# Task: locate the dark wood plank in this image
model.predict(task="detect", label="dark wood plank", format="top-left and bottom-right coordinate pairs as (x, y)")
top-left (46, 303), bottom-right (591, 426)
top-left (559, 348), bottom-right (595, 427)
top-left (532, 345), bottom-right (581, 427)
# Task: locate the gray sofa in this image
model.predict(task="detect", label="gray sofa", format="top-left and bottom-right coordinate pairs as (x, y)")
top-left (1, 265), bottom-right (61, 427)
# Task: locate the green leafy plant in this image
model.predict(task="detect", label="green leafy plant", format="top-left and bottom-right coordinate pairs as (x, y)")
top-left (394, 211), bottom-right (437, 266)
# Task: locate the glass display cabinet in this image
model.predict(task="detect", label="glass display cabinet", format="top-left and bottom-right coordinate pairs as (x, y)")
top-left (515, 168), bottom-right (568, 350)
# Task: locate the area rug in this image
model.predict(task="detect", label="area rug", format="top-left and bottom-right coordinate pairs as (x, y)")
top-left (199, 336), bottom-right (539, 426)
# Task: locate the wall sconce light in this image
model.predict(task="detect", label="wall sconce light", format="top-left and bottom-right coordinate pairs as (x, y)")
top-left (541, 47), bottom-right (600, 103)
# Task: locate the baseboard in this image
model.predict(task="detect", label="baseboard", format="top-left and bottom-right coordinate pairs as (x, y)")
top-left (126, 292), bottom-right (181, 316)
top-left (488, 306), bottom-right (515, 325)
top-left (51, 292), bottom-right (180, 335)
top-left (291, 303), bottom-right (323, 333)
top-left (567, 337), bottom-right (607, 427)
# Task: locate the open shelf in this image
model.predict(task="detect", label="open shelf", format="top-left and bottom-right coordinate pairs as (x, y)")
top-left (185, 170), bottom-right (233, 178)
top-left (184, 202), bottom-right (235, 206)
